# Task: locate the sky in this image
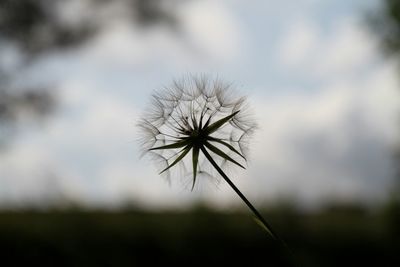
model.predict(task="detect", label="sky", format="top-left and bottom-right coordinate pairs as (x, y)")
top-left (0, 0), bottom-right (398, 210)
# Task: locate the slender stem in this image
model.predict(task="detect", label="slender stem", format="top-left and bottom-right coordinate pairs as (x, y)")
top-left (200, 146), bottom-right (296, 262)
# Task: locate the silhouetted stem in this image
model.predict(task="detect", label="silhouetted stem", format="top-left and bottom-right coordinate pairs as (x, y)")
top-left (200, 146), bottom-right (296, 264)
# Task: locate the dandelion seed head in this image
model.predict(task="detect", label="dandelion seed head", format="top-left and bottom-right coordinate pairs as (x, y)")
top-left (138, 75), bottom-right (257, 189)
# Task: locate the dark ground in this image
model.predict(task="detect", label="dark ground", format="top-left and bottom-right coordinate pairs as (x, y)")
top-left (0, 203), bottom-right (399, 267)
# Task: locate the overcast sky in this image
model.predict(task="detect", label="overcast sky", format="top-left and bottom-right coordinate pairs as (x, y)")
top-left (0, 0), bottom-right (398, 210)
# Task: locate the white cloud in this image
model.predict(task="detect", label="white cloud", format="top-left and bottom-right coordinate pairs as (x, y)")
top-left (178, 0), bottom-right (243, 63)
top-left (22, 0), bottom-right (244, 87)
top-left (248, 62), bottom-right (399, 208)
top-left (73, 0), bottom-right (243, 70)
top-left (279, 20), bottom-right (319, 68)
top-left (315, 19), bottom-right (377, 77)
top-left (82, 22), bottom-right (181, 67)
top-left (0, 80), bottom-right (137, 206)
top-left (278, 17), bottom-right (377, 79)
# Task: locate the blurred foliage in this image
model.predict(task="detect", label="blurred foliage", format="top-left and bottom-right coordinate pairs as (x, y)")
top-left (0, 88), bottom-right (54, 121)
top-left (0, 0), bottom-right (179, 55)
top-left (0, 87), bottom-right (55, 146)
top-left (369, 0), bottom-right (400, 58)
top-left (128, 0), bottom-right (180, 28)
top-left (0, 0), bottom-right (96, 55)
top-left (0, 0), bottom-right (181, 146)
top-left (0, 205), bottom-right (398, 267)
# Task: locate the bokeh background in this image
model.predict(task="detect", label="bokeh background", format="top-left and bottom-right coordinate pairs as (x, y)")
top-left (0, 0), bottom-right (399, 266)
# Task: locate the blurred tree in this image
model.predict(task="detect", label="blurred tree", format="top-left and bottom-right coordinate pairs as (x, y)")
top-left (0, 0), bottom-right (96, 55)
top-left (369, 0), bottom-right (400, 59)
top-left (0, 85), bottom-right (55, 147)
top-left (0, 0), bottom-right (179, 55)
top-left (129, 0), bottom-right (179, 28)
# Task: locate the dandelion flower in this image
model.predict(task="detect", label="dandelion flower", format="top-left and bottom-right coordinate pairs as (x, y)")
top-left (138, 75), bottom-right (291, 251)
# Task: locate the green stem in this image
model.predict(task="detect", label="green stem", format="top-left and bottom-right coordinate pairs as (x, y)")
top-left (200, 146), bottom-right (296, 264)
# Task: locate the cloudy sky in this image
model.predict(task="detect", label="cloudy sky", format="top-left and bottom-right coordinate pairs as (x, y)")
top-left (0, 0), bottom-right (398, 210)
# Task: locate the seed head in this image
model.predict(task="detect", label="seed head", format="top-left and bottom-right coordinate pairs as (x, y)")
top-left (138, 75), bottom-right (257, 190)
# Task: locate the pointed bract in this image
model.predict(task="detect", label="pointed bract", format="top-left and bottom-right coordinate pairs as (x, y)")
top-left (149, 139), bottom-right (191, 151)
top-left (204, 141), bottom-right (245, 169)
top-left (204, 110), bottom-right (240, 134)
top-left (207, 136), bottom-right (246, 160)
top-left (191, 146), bottom-right (200, 191)
top-left (159, 145), bottom-right (192, 174)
